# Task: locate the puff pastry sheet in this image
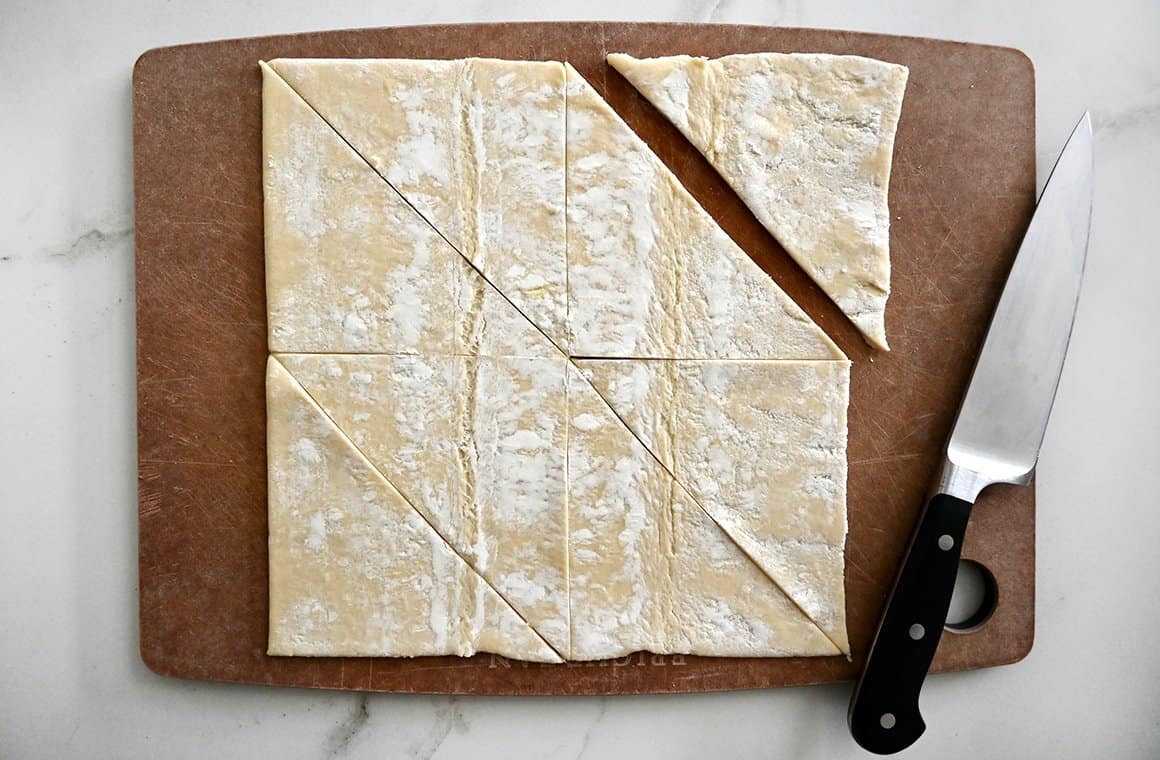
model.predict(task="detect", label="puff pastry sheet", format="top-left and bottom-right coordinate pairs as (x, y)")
top-left (263, 58), bottom-right (853, 660)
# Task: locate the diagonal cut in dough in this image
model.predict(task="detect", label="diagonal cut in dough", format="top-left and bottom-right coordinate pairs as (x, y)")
top-left (277, 353), bottom-right (571, 657)
top-left (608, 52), bottom-right (908, 351)
top-left (266, 356), bottom-right (562, 662)
top-left (575, 358), bottom-right (851, 653)
top-left (267, 58), bottom-right (569, 351)
top-left (263, 62), bottom-right (555, 359)
top-left (567, 363), bottom-right (839, 660)
top-left (564, 64), bottom-right (845, 361)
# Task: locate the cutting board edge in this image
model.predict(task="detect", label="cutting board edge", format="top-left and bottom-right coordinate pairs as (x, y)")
top-left (133, 21), bottom-right (1037, 695)
top-left (130, 21), bottom-right (1037, 77)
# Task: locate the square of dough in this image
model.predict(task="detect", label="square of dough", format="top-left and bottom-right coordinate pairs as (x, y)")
top-left (566, 363), bottom-right (840, 659)
top-left (576, 358), bottom-right (851, 652)
top-left (276, 353), bottom-right (571, 656)
top-left (266, 357), bottom-right (561, 662)
top-left (267, 58), bottom-right (569, 349)
top-left (263, 61), bottom-right (556, 359)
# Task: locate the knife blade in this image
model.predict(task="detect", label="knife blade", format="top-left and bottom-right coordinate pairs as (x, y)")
top-left (848, 112), bottom-right (1094, 755)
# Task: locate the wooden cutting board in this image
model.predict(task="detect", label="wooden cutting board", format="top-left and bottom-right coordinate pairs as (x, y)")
top-left (134, 22), bottom-right (1035, 695)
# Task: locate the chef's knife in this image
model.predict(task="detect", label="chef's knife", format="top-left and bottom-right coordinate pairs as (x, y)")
top-left (848, 113), bottom-right (1094, 755)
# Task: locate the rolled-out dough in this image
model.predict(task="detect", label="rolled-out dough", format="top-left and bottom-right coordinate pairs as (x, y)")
top-left (263, 58), bottom-right (853, 661)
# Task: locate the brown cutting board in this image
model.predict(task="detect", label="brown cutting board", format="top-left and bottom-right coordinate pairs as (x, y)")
top-left (135, 22), bottom-right (1035, 694)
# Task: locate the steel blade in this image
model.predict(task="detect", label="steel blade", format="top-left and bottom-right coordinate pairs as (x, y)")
top-left (943, 113), bottom-right (1094, 498)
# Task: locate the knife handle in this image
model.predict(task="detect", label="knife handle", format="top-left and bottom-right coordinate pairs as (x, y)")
top-left (848, 492), bottom-right (974, 755)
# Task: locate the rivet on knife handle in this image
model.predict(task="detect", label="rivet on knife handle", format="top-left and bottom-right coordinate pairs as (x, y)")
top-left (847, 490), bottom-right (973, 754)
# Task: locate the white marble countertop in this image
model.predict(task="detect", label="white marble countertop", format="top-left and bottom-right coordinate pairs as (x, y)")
top-left (2, 1), bottom-right (1157, 758)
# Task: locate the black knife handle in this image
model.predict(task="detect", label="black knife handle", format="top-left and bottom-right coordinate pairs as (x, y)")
top-left (848, 492), bottom-right (975, 754)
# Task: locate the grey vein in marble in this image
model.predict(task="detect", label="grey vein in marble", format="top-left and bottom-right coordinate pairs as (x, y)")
top-left (325, 694), bottom-right (370, 757)
top-left (409, 698), bottom-right (466, 760)
top-left (1094, 90), bottom-right (1160, 134)
top-left (698, 0), bottom-right (788, 23)
top-left (49, 223), bottom-right (132, 264)
top-left (574, 698), bottom-right (608, 760)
